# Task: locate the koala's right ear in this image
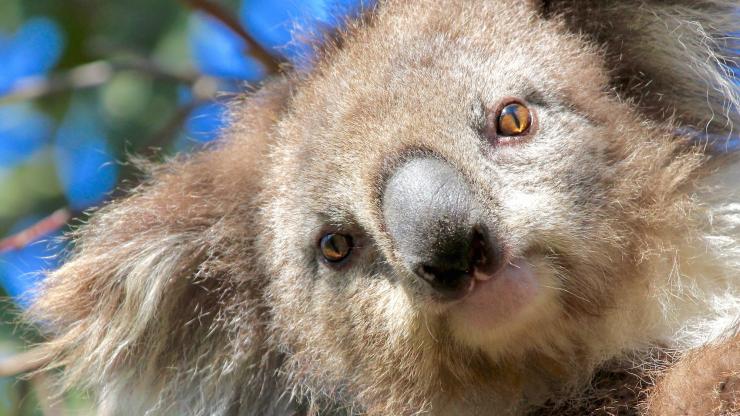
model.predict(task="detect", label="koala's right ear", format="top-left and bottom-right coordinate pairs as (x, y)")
top-left (28, 78), bottom-right (295, 414)
top-left (544, 0), bottom-right (738, 141)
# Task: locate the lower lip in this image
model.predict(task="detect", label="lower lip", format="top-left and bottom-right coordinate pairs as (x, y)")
top-left (453, 258), bottom-right (541, 328)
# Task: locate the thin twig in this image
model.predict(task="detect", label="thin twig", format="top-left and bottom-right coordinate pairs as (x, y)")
top-left (0, 346), bottom-right (50, 377)
top-left (0, 209), bottom-right (72, 255)
top-left (113, 56), bottom-right (201, 84)
top-left (0, 61), bottom-right (114, 103)
top-left (0, 60), bottom-right (203, 104)
top-left (181, 0), bottom-right (281, 74)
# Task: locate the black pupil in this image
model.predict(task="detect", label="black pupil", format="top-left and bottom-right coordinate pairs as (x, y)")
top-left (321, 234), bottom-right (352, 262)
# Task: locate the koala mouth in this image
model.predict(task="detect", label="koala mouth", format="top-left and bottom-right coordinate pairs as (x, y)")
top-left (445, 257), bottom-right (544, 346)
top-left (443, 253), bottom-right (555, 355)
top-left (447, 257), bottom-right (543, 334)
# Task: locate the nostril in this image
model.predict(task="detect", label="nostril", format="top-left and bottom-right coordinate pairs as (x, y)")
top-left (469, 225), bottom-right (497, 275)
top-left (413, 224), bottom-right (501, 298)
top-left (416, 264), bottom-right (472, 297)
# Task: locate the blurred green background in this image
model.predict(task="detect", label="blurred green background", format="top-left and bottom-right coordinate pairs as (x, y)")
top-left (0, 1), bottom-right (231, 413)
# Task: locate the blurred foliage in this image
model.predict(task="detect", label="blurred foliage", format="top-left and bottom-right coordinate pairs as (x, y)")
top-left (0, 0), bottom-right (370, 414)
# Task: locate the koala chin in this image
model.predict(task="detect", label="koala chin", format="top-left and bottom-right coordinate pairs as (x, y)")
top-left (29, 1), bottom-right (739, 415)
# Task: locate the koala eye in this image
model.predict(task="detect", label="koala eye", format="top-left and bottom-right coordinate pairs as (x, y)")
top-left (319, 233), bottom-right (353, 263)
top-left (482, 98), bottom-right (536, 145)
top-left (496, 101), bottom-right (532, 136)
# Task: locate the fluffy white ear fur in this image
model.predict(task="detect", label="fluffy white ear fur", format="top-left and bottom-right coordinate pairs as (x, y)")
top-left (634, 155), bottom-right (740, 356)
top-left (682, 157), bottom-right (740, 347)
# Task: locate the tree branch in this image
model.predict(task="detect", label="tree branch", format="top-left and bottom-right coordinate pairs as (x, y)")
top-left (0, 346), bottom-right (50, 378)
top-left (180, 0), bottom-right (281, 74)
top-left (0, 60), bottom-right (205, 104)
top-left (0, 209), bottom-right (72, 255)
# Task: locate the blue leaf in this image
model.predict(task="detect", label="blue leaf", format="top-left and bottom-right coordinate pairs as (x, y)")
top-left (718, 137), bottom-right (740, 152)
top-left (240, 0), bottom-right (372, 63)
top-left (189, 13), bottom-right (265, 81)
top-left (679, 127), bottom-right (740, 153)
top-left (54, 100), bottom-right (118, 210)
top-left (0, 217), bottom-right (65, 308)
top-left (0, 103), bottom-right (53, 167)
top-left (0, 17), bottom-right (65, 94)
top-left (184, 100), bottom-right (228, 143)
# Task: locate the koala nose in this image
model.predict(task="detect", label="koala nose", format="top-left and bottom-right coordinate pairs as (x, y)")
top-left (382, 158), bottom-right (502, 299)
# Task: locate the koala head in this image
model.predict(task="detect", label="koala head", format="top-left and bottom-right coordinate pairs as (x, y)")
top-left (30, 0), bottom-right (738, 415)
top-left (262, 0), bottom-right (735, 410)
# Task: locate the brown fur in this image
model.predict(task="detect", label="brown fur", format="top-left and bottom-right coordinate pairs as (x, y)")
top-left (28, 1), bottom-right (739, 415)
top-left (646, 332), bottom-right (740, 416)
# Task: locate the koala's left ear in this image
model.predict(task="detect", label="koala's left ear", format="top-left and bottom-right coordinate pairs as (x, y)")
top-left (540, 1), bottom-right (738, 140)
top-left (27, 78), bottom-right (294, 413)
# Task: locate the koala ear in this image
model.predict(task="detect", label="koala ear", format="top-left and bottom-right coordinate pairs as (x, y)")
top-left (546, 1), bottom-right (738, 140)
top-left (28, 79), bottom-right (293, 414)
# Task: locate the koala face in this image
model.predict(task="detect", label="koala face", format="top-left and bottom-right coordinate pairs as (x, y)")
top-left (259, 2), bottom-right (689, 410)
top-left (31, 0), bottom-right (738, 414)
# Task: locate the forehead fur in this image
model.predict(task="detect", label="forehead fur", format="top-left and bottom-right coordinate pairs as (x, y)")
top-left (271, 0), bottom-right (620, 219)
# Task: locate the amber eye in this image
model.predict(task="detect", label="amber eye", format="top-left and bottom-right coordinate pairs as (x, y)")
top-left (320, 233), bottom-right (353, 263)
top-left (497, 102), bottom-right (532, 136)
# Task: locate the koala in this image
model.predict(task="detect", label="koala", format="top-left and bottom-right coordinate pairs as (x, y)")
top-left (29, 1), bottom-right (739, 415)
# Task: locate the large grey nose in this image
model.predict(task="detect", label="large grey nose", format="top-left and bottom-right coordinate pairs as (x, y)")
top-left (382, 158), bottom-right (502, 299)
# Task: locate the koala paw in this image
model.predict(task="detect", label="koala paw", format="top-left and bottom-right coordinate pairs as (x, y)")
top-left (646, 336), bottom-right (739, 416)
